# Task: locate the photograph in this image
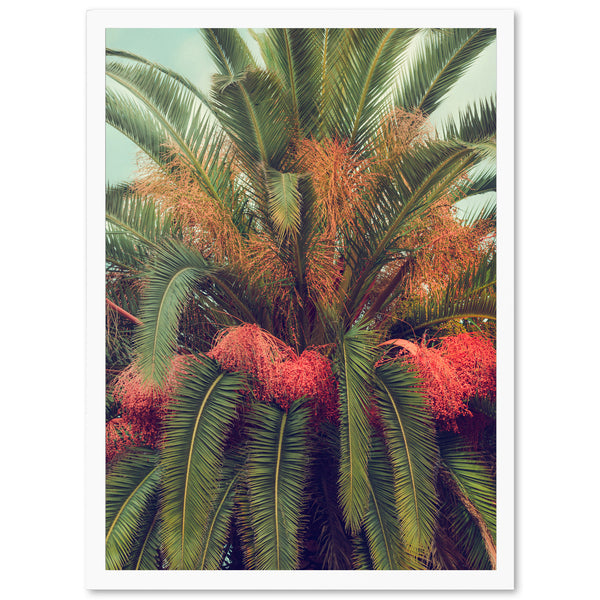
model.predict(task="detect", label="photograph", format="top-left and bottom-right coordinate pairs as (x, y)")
top-left (90, 10), bottom-right (513, 589)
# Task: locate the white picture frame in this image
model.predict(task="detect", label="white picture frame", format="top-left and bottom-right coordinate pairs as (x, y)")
top-left (87, 9), bottom-right (514, 590)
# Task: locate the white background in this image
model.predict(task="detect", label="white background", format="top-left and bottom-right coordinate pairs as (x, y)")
top-left (2, 0), bottom-right (598, 598)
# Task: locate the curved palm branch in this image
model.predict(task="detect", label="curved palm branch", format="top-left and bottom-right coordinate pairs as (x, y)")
top-left (330, 28), bottom-right (417, 148)
top-left (197, 452), bottom-right (245, 570)
top-left (390, 249), bottom-right (496, 338)
top-left (134, 241), bottom-right (256, 385)
top-left (307, 426), bottom-right (354, 570)
top-left (363, 436), bottom-right (419, 569)
top-left (105, 184), bottom-right (181, 270)
top-left (439, 96), bottom-right (497, 162)
top-left (396, 28), bottom-right (496, 115)
top-left (125, 500), bottom-right (162, 570)
top-left (245, 400), bottom-right (311, 569)
top-left (107, 47), bottom-right (212, 108)
top-left (343, 140), bottom-right (480, 315)
top-left (105, 448), bottom-right (161, 570)
top-left (374, 360), bottom-right (438, 558)
top-left (333, 321), bottom-right (378, 533)
top-left (202, 28), bottom-right (258, 80)
top-left (160, 356), bottom-right (245, 569)
top-left (438, 435), bottom-right (496, 568)
top-left (106, 58), bottom-right (229, 200)
top-left (258, 28), bottom-right (323, 137)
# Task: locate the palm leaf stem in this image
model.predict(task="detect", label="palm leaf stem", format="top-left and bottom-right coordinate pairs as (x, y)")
top-left (107, 298), bottom-right (142, 326)
top-left (439, 465), bottom-right (496, 569)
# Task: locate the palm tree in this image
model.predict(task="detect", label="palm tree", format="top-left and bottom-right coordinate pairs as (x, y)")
top-left (105, 27), bottom-right (497, 571)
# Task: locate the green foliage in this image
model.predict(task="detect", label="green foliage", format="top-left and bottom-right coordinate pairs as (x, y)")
top-left (374, 360), bottom-right (438, 558)
top-left (396, 28), bottom-right (496, 114)
top-left (160, 356), bottom-right (245, 569)
top-left (246, 400), bottom-right (311, 569)
top-left (105, 27), bottom-right (497, 571)
top-left (334, 321), bottom-right (378, 533)
top-left (105, 448), bottom-right (160, 570)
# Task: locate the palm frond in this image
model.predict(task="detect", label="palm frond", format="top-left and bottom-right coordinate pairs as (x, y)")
top-left (197, 451), bottom-right (244, 570)
top-left (160, 356), bottom-right (245, 569)
top-left (344, 140), bottom-right (480, 313)
top-left (134, 242), bottom-right (217, 384)
top-left (210, 67), bottom-right (293, 171)
top-left (307, 425), bottom-right (354, 570)
top-left (233, 474), bottom-right (257, 569)
top-left (245, 400), bottom-right (311, 570)
top-left (328, 28), bottom-right (418, 147)
top-left (374, 360), bottom-right (438, 558)
top-left (352, 531), bottom-right (374, 569)
top-left (105, 184), bottom-right (181, 269)
top-left (462, 168), bottom-right (496, 202)
top-left (106, 86), bottom-right (167, 169)
top-left (438, 435), bottom-right (496, 547)
top-left (315, 28), bottom-right (348, 138)
top-left (363, 436), bottom-right (419, 569)
top-left (124, 501), bottom-right (162, 570)
top-left (266, 169), bottom-right (302, 238)
top-left (396, 28), bottom-right (496, 115)
top-left (390, 250), bottom-right (496, 338)
top-left (333, 321), bottom-right (378, 533)
top-left (439, 95), bottom-right (496, 143)
top-left (259, 28), bottom-right (323, 136)
top-left (106, 59), bottom-right (226, 200)
top-left (202, 29), bottom-right (257, 79)
top-left (440, 96), bottom-right (496, 164)
top-left (134, 241), bottom-right (257, 385)
top-left (107, 47), bottom-right (212, 108)
top-left (105, 448), bottom-right (160, 570)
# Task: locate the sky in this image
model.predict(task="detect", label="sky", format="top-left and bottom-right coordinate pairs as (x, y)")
top-left (105, 28), bottom-right (496, 185)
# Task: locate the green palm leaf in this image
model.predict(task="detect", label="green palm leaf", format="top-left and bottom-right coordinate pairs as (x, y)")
top-left (438, 435), bottom-right (496, 567)
top-left (245, 400), bottom-right (311, 570)
top-left (344, 140), bottom-right (479, 313)
top-left (461, 170), bottom-right (497, 204)
top-left (439, 96), bottom-right (496, 143)
top-left (233, 475), bottom-right (257, 569)
top-left (391, 250), bottom-right (496, 338)
top-left (105, 448), bottom-right (161, 570)
top-left (134, 242), bottom-right (218, 384)
top-left (304, 424), bottom-right (354, 570)
top-left (106, 58), bottom-right (226, 200)
top-left (160, 356), bottom-right (245, 569)
top-left (134, 241), bottom-right (257, 385)
top-left (202, 28), bottom-right (257, 80)
top-left (197, 452), bottom-right (244, 570)
top-left (396, 28), bottom-right (496, 114)
top-left (125, 501), bottom-right (162, 570)
top-left (210, 67), bottom-right (292, 171)
top-left (106, 86), bottom-right (168, 169)
top-left (105, 184), bottom-right (180, 269)
top-left (107, 47), bottom-right (212, 108)
top-left (352, 531), bottom-right (374, 569)
top-left (444, 499), bottom-right (493, 569)
top-left (266, 169), bottom-right (302, 238)
top-left (333, 321), bottom-right (378, 533)
top-left (259, 28), bottom-right (323, 136)
top-left (330, 28), bottom-right (417, 147)
top-left (374, 360), bottom-right (438, 557)
top-left (363, 436), bottom-right (418, 569)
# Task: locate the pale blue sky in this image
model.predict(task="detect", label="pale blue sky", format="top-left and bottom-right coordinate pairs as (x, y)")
top-left (105, 28), bottom-right (496, 184)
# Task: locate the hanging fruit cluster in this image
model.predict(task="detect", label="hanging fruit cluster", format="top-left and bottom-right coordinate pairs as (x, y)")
top-left (209, 323), bottom-right (339, 421)
top-left (106, 354), bottom-right (191, 462)
top-left (380, 332), bottom-right (496, 431)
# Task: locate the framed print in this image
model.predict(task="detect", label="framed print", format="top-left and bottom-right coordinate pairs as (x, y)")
top-left (87, 9), bottom-right (514, 590)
